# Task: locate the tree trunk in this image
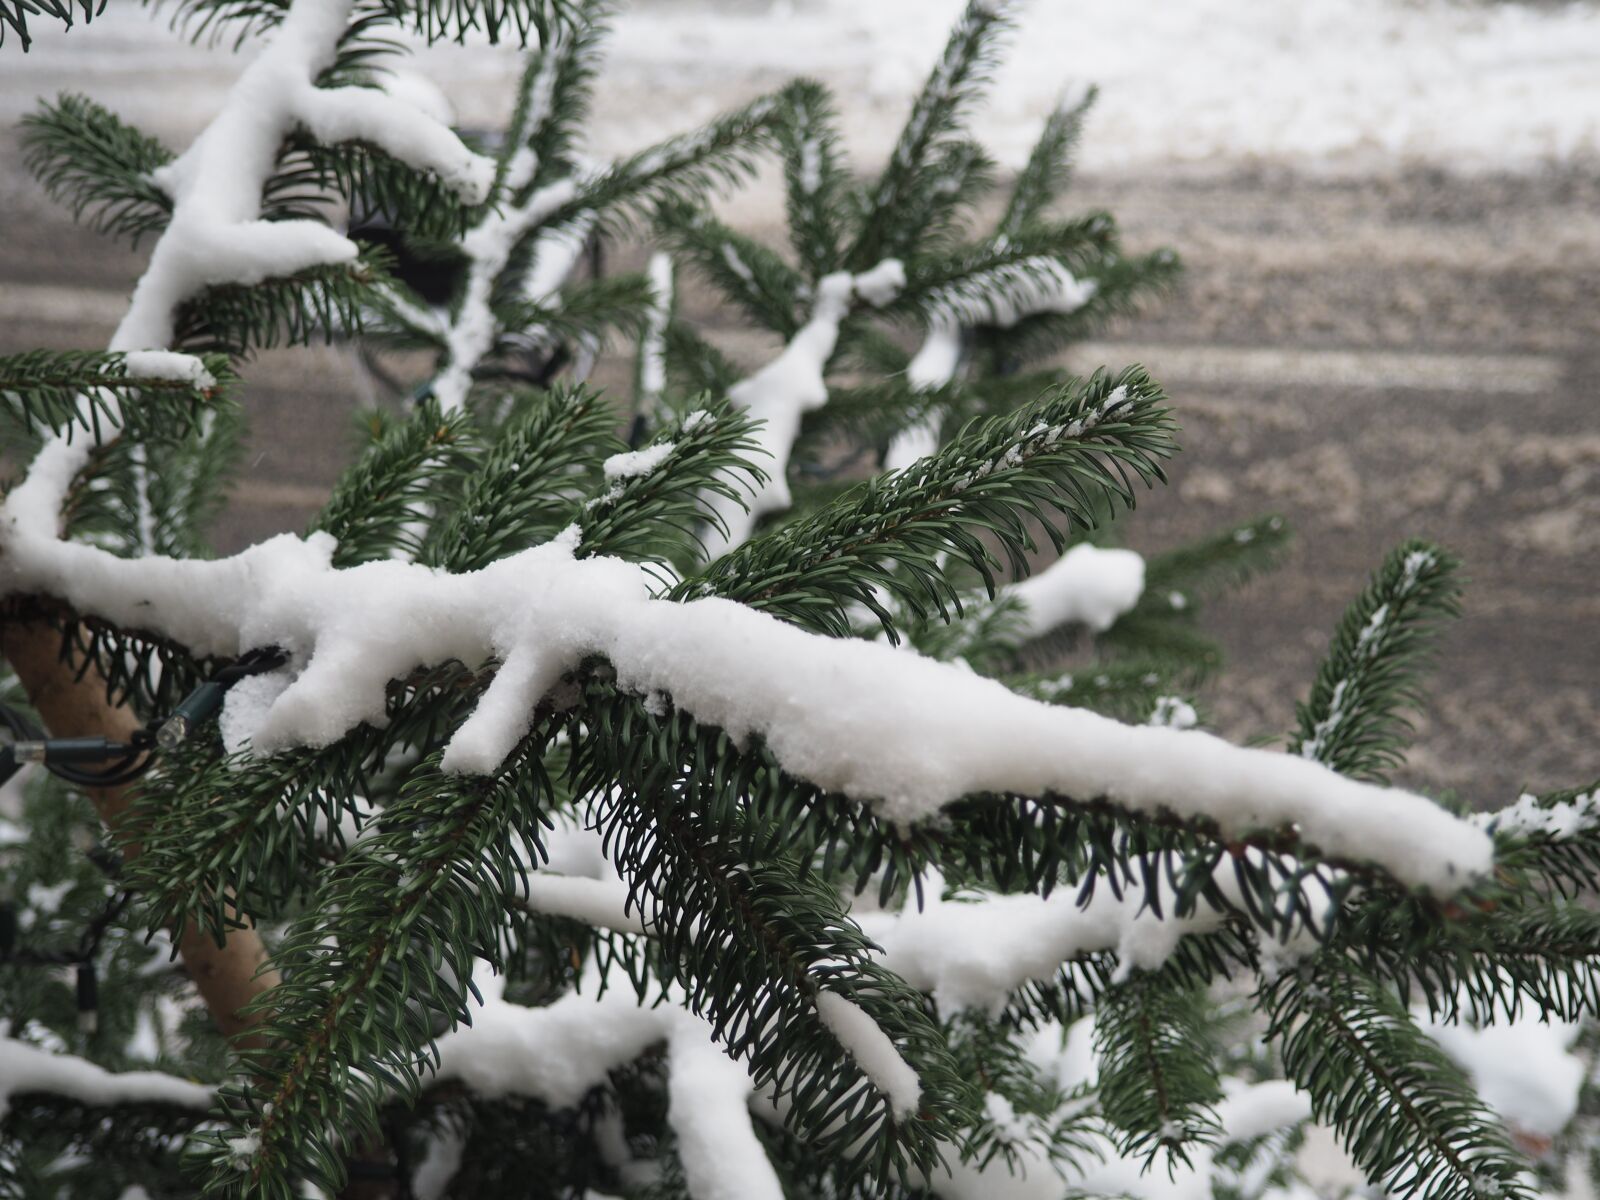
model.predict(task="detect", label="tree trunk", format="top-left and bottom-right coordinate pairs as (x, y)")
top-left (0, 617), bottom-right (280, 1046)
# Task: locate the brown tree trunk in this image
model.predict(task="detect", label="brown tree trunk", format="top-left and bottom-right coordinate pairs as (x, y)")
top-left (0, 617), bottom-right (280, 1046)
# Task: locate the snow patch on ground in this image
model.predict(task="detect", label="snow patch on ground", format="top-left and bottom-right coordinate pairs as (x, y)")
top-left (8, 1), bottom-right (1600, 174)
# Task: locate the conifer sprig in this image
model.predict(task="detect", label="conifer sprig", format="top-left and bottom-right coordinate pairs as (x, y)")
top-left (1094, 975), bottom-right (1224, 1170)
top-left (680, 367), bottom-right (1176, 640)
top-left (313, 398), bottom-right (477, 567)
top-left (1263, 959), bottom-right (1533, 1200)
top-left (20, 94), bottom-right (174, 245)
top-left (0, 350), bottom-right (232, 444)
top-left (1290, 539), bottom-right (1462, 781)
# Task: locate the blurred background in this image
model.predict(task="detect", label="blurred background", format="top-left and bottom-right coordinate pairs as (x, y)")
top-left (1, 0), bottom-right (1596, 807)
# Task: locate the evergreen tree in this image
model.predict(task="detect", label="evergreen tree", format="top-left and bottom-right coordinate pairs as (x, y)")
top-left (1, 3), bottom-right (1595, 1199)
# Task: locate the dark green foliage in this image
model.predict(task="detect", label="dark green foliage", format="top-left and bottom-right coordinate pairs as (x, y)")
top-left (682, 367), bottom-right (1176, 640)
top-left (21, 94), bottom-right (174, 245)
top-left (191, 740), bottom-right (559, 1198)
top-left (0, 0), bottom-right (102, 51)
top-left (575, 401), bottom-right (764, 570)
top-left (0, 350), bottom-right (232, 446)
top-left (849, 0), bottom-right (1016, 269)
top-left (172, 245), bottom-right (394, 355)
top-left (1263, 958), bottom-right (1533, 1200)
top-left (425, 384), bottom-right (619, 571)
top-left (655, 201), bottom-right (808, 338)
top-left (1094, 975), bottom-right (1223, 1169)
top-left (574, 690), bottom-right (977, 1186)
top-left (1289, 539), bottom-right (1462, 780)
top-left (999, 86), bottom-right (1097, 239)
top-left (313, 399), bottom-right (477, 567)
top-left (774, 80), bottom-right (848, 282)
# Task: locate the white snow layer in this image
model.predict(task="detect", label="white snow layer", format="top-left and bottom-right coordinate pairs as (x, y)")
top-left (0, 1036), bottom-right (212, 1118)
top-left (1003, 542), bottom-right (1145, 638)
top-left (702, 263), bottom-right (903, 553)
top-left (855, 874), bottom-right (1225, 1012)
top-left (15, 1), bottom-right (1599, 174)
top-left (4, 0), bottom-right (491, 540)
top-left (0, 518), bottom-right (1494, 892)
top-left (1422, 1015), bottom-right (1585, 1137)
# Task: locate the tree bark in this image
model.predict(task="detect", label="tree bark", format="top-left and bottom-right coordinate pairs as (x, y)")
top-left (0, 617), bottom-right (280, 1046)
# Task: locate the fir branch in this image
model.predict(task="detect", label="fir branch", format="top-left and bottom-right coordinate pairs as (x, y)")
top-left (535, 87), bottom-right (785, 242)
top-left (20, 94), bottom-right (174, 245)
top-left (576, 402), bottom-right (765, 571)
top-left (1262, 958), bottom-right (1533, 1200)
top-left (0, 0), bottom-right (102, 52)
top-left (493, 271), bottom-right (653, 352)
top-left (655, 201), bottom-right (808, 339)
top-left (425, 383), bottom-right (619, 571)
top-left (1142, 513), bottom-right (1291, 608)
top-left (971, 246), bottom-right (1181, 375)
top-left (663, 320), bottom-right (741, 396)
top-left (1289, 540), bottom-right (1462, 782)
top-left (889, 215), bottom-right (1117, 323)
top-left (171, 245), bottom-right (394, 356)
top-left (848, 0), bottom-right (1016, 269)
top-left (191, 739), bottom-right (557, 1198)
top-left (678, 367), bottom-right (1176, 641)
top-left (575, 689), bottom-right (975, 1186)
top-left (506, 0), bottom-right (610, 193)
top-left (1093, 975), bottom-right (1223, 1170)
top-left (1490, 781), bottom-right (1600, 900)
top-left (775, 79), bottom-right (847, 281)
top-left (1008, 660), bottom-right (1179, 724)
top-left (998, 85), bottom-right (1096, 239)
top-left (0, 350), bottom-right (232, 445)
top-left (311, 398), bottom-right (477, 567)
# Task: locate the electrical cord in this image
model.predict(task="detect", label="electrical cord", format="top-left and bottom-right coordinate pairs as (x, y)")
top-left (0, 645), bottom-right (288, 790)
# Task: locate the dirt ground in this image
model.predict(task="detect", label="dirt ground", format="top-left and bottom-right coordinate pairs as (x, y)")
top-left (0, 143), bottom-right (1595, 809)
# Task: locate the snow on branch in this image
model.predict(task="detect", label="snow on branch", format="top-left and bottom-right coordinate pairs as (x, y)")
top-left (5, 0), bottom-right (491, 544)
top-left (1004, 541), bottom-right (1145, 638)
top-left (0, 519), bottom-right (1491, 893)
top-left (0, 1036), bottom-right (212, 1118)
top-left (432, 964), bottom-right (785, 1199)
top-left (855, 874), bottom-right (1225, 1015)
top-left (701, 259), bottom-right (906, 555)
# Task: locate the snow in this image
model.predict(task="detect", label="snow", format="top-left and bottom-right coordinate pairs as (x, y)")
top-left (0, 519), bottom-right (1493, 891)
top-left (638, 252), bottom-right (674, 406)
top-left (1149, 695), bottom-right (1199, 730)
top-left (812, 991), bottom-right (921, 1119)
top-left (12, 1), bottom-right (1600, 178)
top-left (433, 176), bottom-right (581, 412)
top-left (1422, 1015), bottom-right (1584, 1137)
top-left (922, 259), bottom-right (1096, 331)
top-left (0, 1035), bottom-right (212, 1118)
top-left (519, 873), bottom-right (644, 936)
top-left (119, 350), bottom-right (216, 390)
top-left (1474, 788), bottom-right (1599, 841)
top-left (3, 0), bottom-right (491, 549)
top-left (1004, 542), bottom-right (1145, 638)
top-left (434, 967), bottom-right (673, 1106)
top-left (855, 873), bottom-right (1225, 1012)
top-left (602, 441), bottom-right (675, 483)
top-left (701, 263), bottom-right (902, 552)
top-left (667, 1023), bottom-right (785, 1200)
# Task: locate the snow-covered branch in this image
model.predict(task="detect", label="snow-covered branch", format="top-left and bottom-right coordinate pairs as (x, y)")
top-left (0, 1035), bottom-right (212, 1118)
top-left (0, 525), bottom-right (1490, 893)
top-left (4, 0), bottom-right (492, 544)
top-left (700, 259), bottom-right (906, 554)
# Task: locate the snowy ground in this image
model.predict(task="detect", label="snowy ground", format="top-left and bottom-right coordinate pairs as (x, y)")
top-left (5, 0), bottom-right (1600, 174)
